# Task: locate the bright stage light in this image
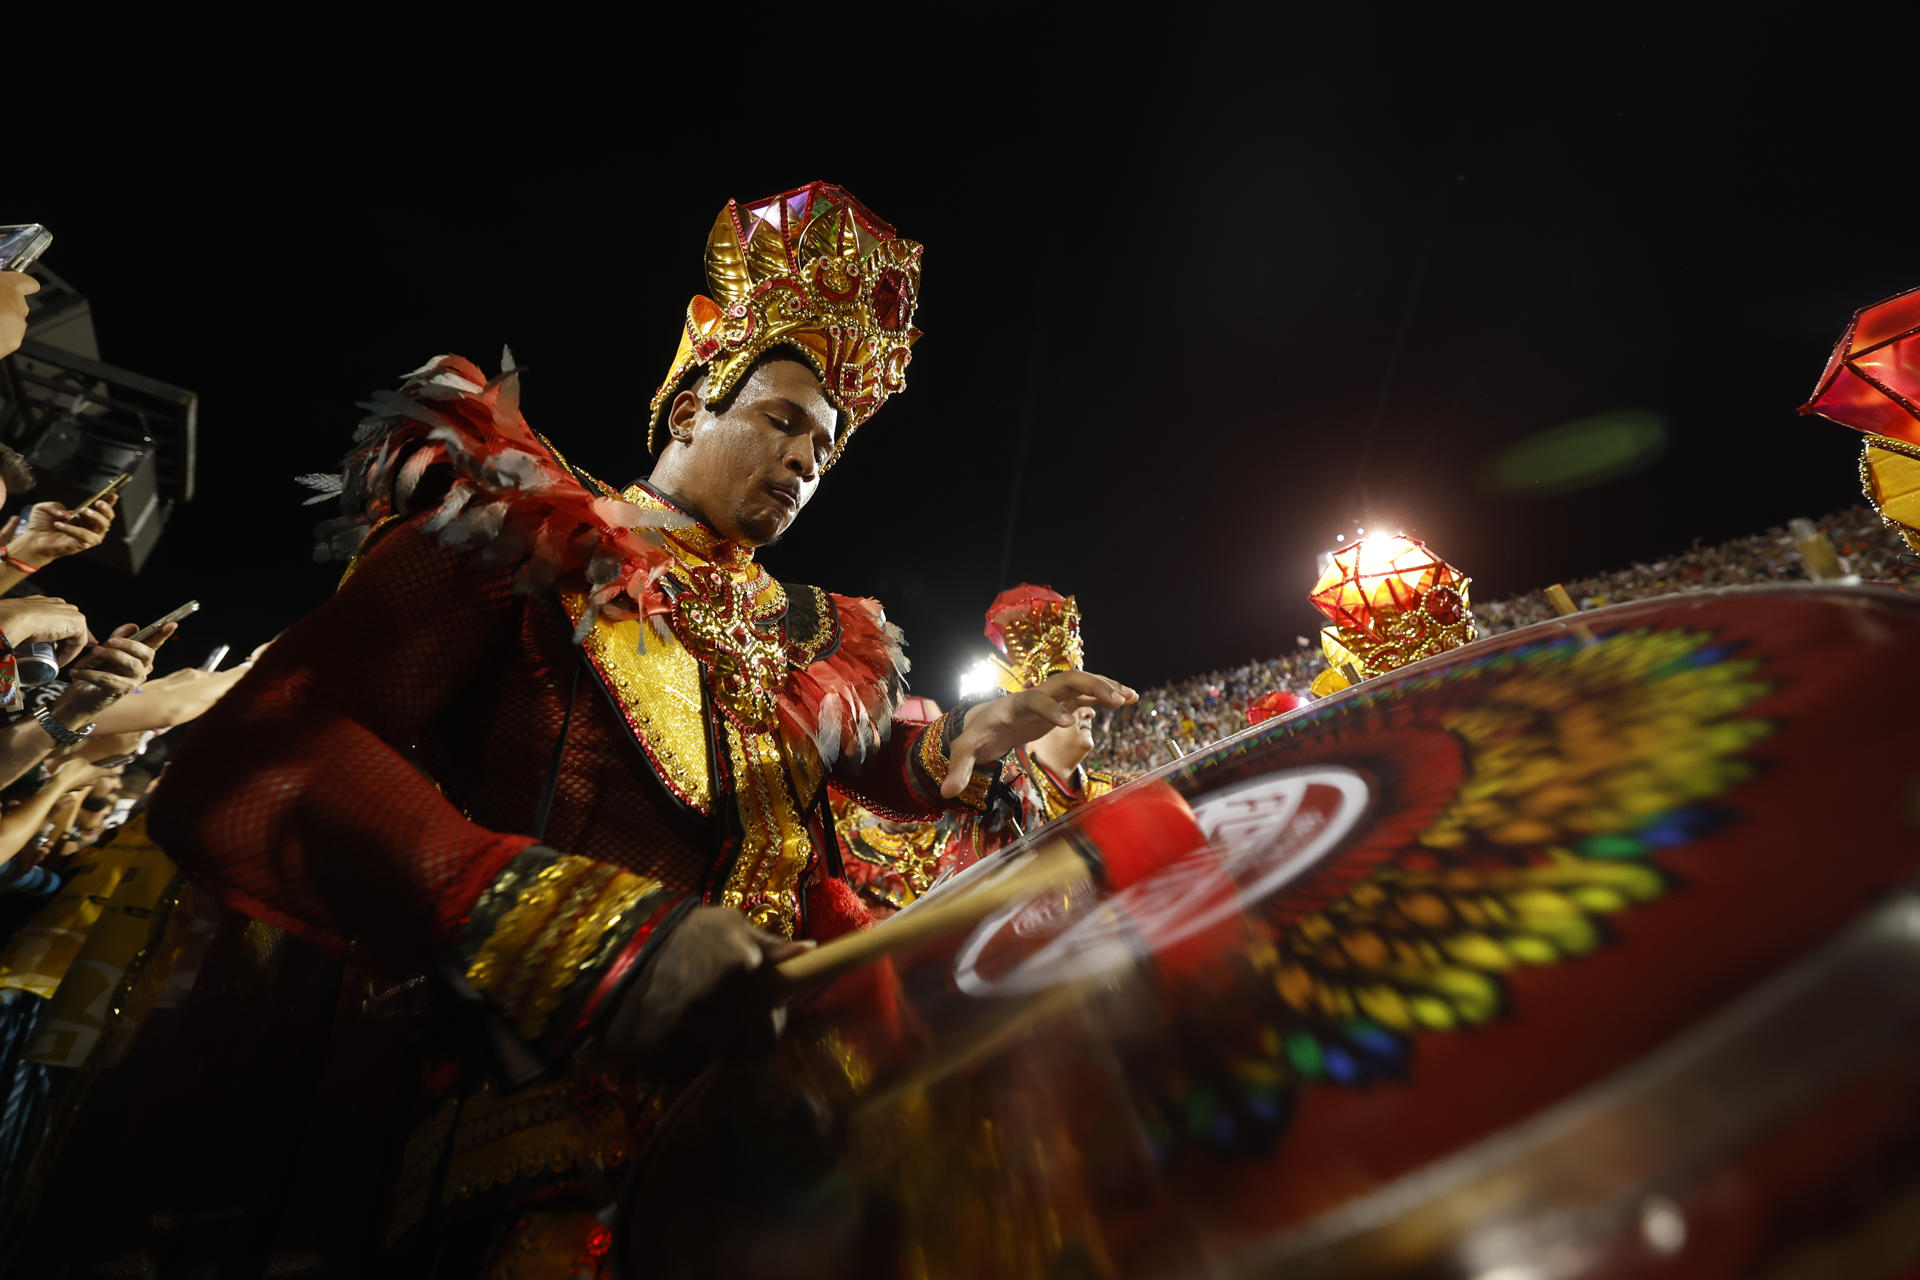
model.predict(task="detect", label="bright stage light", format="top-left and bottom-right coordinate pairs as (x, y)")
top-left (958, 658), bottom-right (1000, 699)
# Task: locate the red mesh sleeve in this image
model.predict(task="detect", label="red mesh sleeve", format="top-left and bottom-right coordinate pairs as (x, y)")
top-left (148, 517), bottom-right (538, 969)
top-left (828, 705), bottom-right (995, 821)
top-left (826, 714), bottom-right (938, 822)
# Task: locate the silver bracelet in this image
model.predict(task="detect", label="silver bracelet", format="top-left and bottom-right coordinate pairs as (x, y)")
top-left (31, 703), bottom-right (93, 747)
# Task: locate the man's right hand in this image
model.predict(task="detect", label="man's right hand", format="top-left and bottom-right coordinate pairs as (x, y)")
top-left (0, 272), bottom-right (38, 360)
top-left (600, 906), bottom-right (814, 1068)
top-left (0, 596), bottom-right (91, 664)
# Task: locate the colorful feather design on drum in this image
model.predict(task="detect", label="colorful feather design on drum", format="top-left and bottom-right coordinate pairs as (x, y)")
top-left (1128, 625), bottom-right (1774, 1162)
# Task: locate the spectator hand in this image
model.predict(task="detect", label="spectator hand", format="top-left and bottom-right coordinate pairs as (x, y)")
top-left (57, 622), bottom-right (172, 716)
top-left (9, 495), bottom-right (118, 565)
top-left (601, 905), bottom-right (813, 1069)
top-left (78, 730), bottom-right (146, 764)
top-left (47, 755), bottom-right (114, 799)
top-left (49, 754), bottom-right (93, 780)
top-left (0, 595), bottom-right (92, 664)
top-left (940, 670), bottom-right (1137, 798)
top-left (0, 271), bottom-right (37, 361)
top-left (92, 662), bottom-right (247, 734)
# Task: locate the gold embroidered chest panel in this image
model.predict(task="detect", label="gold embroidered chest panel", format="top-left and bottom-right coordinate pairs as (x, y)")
top-left (558, 484), bottom-right (841, 936)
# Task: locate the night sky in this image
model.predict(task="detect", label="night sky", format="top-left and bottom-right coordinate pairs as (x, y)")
top-left (18, 5), bottom-right (1918, 696)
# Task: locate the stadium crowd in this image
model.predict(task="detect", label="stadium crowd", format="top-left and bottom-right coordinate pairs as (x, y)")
top-left (0, 270), bottom-right (269, 1209)
top-left (1090, 505), bottom-right (1915, 774)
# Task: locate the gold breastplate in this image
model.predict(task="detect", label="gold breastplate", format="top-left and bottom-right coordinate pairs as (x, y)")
top-left (565, 593), bottom-right (713, 815)
top-left (559, 486), bottom-right (827, 936)
top-left (669, 562), bottom-right (788, 728)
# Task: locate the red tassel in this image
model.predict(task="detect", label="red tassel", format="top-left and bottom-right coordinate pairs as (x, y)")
top-left (804, 875), bottom-right (874, 942)
top-left (801, 876), bottom-right (905, 1044)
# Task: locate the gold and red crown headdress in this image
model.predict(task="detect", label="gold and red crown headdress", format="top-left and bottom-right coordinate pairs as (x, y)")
top-left (985, 584), bottom-right (1084, 693)
top-left (648, 182), bottom-right (923, 470)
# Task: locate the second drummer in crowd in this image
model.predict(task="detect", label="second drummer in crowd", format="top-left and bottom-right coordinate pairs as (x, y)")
top-left (837, 583), bottom-right (1130, 914)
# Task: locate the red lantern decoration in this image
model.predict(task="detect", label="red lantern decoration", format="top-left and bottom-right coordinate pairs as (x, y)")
top-left (1310, 536), bottom-right (1459, 638)
top-left (1308, 535), bottom-right (1475, 691)
top-left (1800, 285), bottom-right (1920, 447)
top-left (1799, 287), bottom-right (1920, 554)
top-left (1246, 690), bottom-right (1304, 724)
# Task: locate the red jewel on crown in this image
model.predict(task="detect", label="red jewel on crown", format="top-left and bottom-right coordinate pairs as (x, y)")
top-left (1426, 586), bottom-right (1464, 624)
top-left (872, 267), bottom-right (911, 331)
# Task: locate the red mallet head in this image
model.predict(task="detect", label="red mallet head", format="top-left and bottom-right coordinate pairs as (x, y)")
top-left (1069, 779), bottom-right (1254, 984)
top-left (1067, 780), bottom-right (1209, 891)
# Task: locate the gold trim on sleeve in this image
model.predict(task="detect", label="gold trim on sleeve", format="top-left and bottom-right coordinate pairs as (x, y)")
top-left (463, 855), bottom-right (663, 1042)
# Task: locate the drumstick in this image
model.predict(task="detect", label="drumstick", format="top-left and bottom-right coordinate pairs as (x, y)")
top-left (775, 842), bottom-right (1086, 987)
top-left (775, 781), bottom-right (1207, 989)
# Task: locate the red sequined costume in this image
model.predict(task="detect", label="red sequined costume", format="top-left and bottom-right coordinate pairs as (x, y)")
top-left (148, 184), bottom-right (995, 1276)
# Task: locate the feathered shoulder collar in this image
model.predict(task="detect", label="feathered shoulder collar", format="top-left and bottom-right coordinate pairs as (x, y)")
top-left (306, 352), bottom-right (680, 634)
top-left (305, 352), bottom-right (909, 764)
top-left (785, 585), bottom-right (908, 766)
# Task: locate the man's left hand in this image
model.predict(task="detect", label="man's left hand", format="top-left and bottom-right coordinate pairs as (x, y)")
top-left (8, 495), bottom-right (118, 565)
top-left (940, 670), bottom-right (1136, 798)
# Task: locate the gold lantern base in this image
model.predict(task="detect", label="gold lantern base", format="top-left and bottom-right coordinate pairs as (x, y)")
top-left (1861, 435), bottom-right (1920, 555)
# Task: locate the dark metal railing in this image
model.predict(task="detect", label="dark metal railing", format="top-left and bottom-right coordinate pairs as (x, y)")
top-left (0, 338), bottom-right (196, 503)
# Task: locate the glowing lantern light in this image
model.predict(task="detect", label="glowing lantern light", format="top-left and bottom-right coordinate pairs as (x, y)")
top-left (1307, 534), bottom-right (1475, 696)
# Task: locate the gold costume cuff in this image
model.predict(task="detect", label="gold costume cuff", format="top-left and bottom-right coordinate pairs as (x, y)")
top-left (914, 705), bottom-right (997, 813)
top-left (457, 847), bottom-right (672, 1049)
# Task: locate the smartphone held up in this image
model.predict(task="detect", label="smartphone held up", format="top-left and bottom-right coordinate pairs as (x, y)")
top-left (132, 600), bottom-right (199, 645)
top-left (0, 225), bottom-right (52, 274)
top-left (76, 473), bottom-right (133, 513)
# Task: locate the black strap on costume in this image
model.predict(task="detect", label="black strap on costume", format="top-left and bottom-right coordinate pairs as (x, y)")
top-left (816, 787), bottom-right (848, 881)
top-left (532, 658), bottom-right (584, 843)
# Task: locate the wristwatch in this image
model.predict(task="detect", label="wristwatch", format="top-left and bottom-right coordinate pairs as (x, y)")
top-left (30, 703), bottom-right (94, 747)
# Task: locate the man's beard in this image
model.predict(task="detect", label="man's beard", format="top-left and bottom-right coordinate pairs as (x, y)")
top-left (738, 519), bottom-right (787, 549)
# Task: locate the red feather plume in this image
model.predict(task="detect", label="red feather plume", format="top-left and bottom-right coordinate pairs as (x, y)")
top-left (315, 352), bottom-right (681, 631)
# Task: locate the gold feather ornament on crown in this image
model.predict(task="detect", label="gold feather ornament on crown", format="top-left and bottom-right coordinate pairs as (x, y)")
top-left (648, 182), bottom-right (924, 469)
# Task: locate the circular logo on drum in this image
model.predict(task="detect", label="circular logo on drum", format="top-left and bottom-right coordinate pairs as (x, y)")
top-left (955, 767), bottom-right (1373, 996)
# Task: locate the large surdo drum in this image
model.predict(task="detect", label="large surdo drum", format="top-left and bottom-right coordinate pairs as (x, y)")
top-left (620, 586), bottom-right (1920, 1279)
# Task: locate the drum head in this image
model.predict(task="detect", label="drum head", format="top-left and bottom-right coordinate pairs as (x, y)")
top-left (620, 587), bottom-right (1920, 1279)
